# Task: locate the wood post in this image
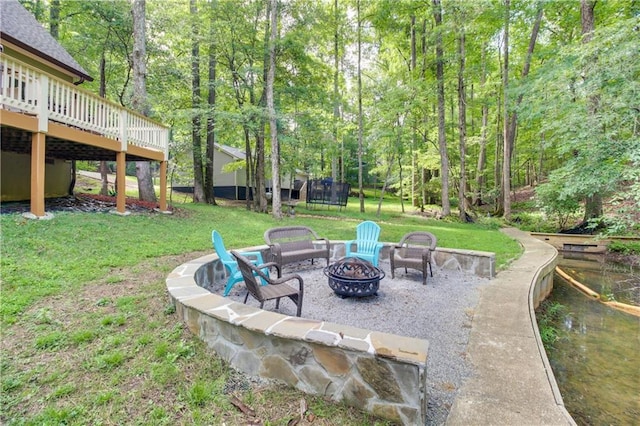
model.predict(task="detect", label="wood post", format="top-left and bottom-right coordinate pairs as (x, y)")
top-left (116, 151), bottom-right (126, 213)
top-left (159, 160), bottom-right (167, 211)
top-left (30, 132), bottom-right (46, 217)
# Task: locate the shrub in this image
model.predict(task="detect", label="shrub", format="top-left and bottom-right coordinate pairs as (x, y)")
top-left (536, 182), bottom-right (582, 230)
top-left (510, 212), bottom-right (557, 233)
top-left (536, 300), bottom-right (568, 349)
top-left (608, 240), bottom-right (640, 255)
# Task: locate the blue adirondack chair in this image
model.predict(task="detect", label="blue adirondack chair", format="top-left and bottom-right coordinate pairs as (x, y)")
top-left (212, 230), bottom-right (267, 296)
top-left (344, 221), bottom-right (384, 266)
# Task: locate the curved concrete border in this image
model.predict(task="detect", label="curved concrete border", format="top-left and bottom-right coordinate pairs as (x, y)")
top-left (447, 228), bottom-right (576, 425)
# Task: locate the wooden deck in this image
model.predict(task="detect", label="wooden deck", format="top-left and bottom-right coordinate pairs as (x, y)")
top-left (1, 53), bottom-right (170, 216)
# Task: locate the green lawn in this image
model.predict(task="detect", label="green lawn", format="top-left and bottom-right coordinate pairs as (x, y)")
top-left (0, 197), bottom-right (521, 425)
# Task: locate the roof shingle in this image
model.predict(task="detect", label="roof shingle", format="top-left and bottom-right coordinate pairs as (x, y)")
top-left (0, 0), bottom-right (92, 81)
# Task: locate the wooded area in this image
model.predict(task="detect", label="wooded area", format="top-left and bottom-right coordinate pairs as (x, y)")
top-left (23, 0), bottom-right (639, 231)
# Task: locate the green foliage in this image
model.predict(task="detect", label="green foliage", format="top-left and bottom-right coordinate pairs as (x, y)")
top-left (521, 16), bottom-right (640, 220)
top-left (608, 241), bottom-right (640, 256)
top-left (536, 301), bottom-right (568, 349)
top-left (535, 181), bottom-right (582, 231)
top-left (474, 215), bottom-right (504, 230)
top-left (35, 331), bottom-right (67, 350)
top-left (510, 212), bottom-right (558, 233)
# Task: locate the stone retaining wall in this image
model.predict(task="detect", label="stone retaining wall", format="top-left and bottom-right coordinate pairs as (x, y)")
top-left (166, 242), bottom-right (495, 425)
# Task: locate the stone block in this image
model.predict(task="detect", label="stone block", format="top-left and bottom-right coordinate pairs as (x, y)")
top-left (267, 316), bottom-right (323, 339)
top-left (234, 350), bottom-right (261, 376)
top-left (260, 355), bottom-right (299, 387)
top-left (342, 376), bottom-right (375, 407)
top-left (298, 365), bottom-right (337, 396)
top-left (304, 329), bottom-right (341, 346)
top-left (211, 339), bottom-right (239, 363)
top-left (357, 357), bottom-right (403, 402)
top-left (312, 345), bottom-right (352, 376)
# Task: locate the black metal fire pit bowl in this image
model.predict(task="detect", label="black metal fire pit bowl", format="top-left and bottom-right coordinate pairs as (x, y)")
top-left (323, 257), bottom-right (385, 298)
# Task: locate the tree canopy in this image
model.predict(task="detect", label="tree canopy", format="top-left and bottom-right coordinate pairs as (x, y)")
top-left (24, 0), bottom-right (639, 231)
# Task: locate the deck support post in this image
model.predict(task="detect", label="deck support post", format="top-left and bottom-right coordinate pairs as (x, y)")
top-left (159, 160), bottom-right (168, 211)
top-left (29, 132), bottom-right (46, 217)
top-left (115, 151), bottom-right (127, 214)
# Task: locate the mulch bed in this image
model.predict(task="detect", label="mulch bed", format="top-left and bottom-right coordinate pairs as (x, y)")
top-left (0, 193), bottom-right (171, 214)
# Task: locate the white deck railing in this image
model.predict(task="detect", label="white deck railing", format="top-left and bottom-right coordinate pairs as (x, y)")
top-left (0, 54), bottom-right (169, 160)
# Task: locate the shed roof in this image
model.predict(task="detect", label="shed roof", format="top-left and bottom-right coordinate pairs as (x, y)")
top-left (215, 143), bottom-right (246, 161)
top-left (0, 0), bottom-right (93, 82)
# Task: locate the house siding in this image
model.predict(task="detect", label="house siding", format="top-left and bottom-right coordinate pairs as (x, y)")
top-left (1, 151), bottom-right (72, 201)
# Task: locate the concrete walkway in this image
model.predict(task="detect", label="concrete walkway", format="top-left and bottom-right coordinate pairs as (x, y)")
top-left (447, 228), bottom-right (576, 425)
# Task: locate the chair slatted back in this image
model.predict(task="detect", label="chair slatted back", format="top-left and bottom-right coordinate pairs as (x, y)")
top-left (212, 230), bottom-right (233, 264)
top-left (356, 221), bottom-right (381, 253)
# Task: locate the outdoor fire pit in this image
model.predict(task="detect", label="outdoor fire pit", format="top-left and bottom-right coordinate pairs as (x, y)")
top-left (323, 257), bottom-right (385, 298)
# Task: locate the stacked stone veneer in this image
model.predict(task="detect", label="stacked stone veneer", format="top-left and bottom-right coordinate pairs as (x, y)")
top-left (166, 242), bottom-right (495, 425)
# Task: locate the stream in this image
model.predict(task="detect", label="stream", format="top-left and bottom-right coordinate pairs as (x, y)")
top-left (543, 253), bottom-right (640, 425)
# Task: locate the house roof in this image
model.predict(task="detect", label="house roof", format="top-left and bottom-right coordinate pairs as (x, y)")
top-left (214, 143), bottom-right (308, 178)
top-left (215, 143), bottom-right (246, 161)
top-left (0, 0), bottom-right (93, 82)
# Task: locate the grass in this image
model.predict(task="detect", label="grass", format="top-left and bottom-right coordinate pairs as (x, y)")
top-left (0, 194), bottom-right (522, 425)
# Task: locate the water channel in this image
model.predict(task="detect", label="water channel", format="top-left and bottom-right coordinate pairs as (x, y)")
top-left (544, 253), bottom-right (640, 425)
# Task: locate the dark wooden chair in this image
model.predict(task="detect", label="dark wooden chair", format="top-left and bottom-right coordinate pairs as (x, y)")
top-left (231, 250), bottom-right (304, 317)
top-left (390, 231), bottom-right (437, 285)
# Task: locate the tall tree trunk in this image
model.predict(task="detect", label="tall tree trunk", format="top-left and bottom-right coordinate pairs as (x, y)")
top-left (132, 0), bottom-right (156, 203)
top-left (420, 18), bottom-right (428, 209)
top-left (581, 0), bottom-right (603, 220)
top-left (226, 47), bottom-right (254, 210)
top-left (502, 0), bottom-right (511, 220)
top-left (334, 0), bottom-right (342, 183)
top-left (253, 0), bottom-right (271, 214)
top-left (204, 0), bottom-right (217, 205)
top-left (357, 0), bottom-right (365, 213)
top-left (267, 0), bottom-right (281, 219)
top-left (49, 0), bottom-right (60, 40)
top-left (505, 3), bottom-right (543, 206)
top-left (190, 0), bottom-right (205, 202)
top-left (457, 20), bottom-right (467, 221)
top-left (377, 151), bottom-right (396, 217)
top-left (244, 128), bottom-right (253, 210)
top-left (433, 0), bottom-right (450, 216)
top-left (494, 93), bottom-right (503, 215)
top-left (474, 43), bottom-right (488, 206)
top-left (410, 14), bottom-right (417, 208)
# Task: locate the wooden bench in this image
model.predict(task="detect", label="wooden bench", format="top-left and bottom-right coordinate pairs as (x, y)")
top-left (264, 226), bottom-right (330, 271)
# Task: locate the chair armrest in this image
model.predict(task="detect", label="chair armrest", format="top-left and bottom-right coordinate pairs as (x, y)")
top-left (316, 237), bottom-right (330, 246)
top-left (256, 262), bottom-right (282, 279)
top-left (274, 274), bottom-right (304, 292)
